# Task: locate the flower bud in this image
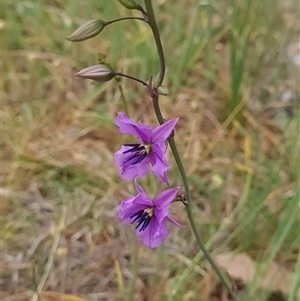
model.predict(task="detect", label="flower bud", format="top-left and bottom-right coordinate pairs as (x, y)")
top-left (117, 0), bottom-right (138, 9)
top-left (157, 86), bottom-right (170, 96)
top-left (75, 64), bottom-right (115, 82)
top-left (66, 20), bottom-right (106, 42)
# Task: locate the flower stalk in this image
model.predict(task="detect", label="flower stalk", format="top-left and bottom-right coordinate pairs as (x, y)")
top-left (144, 0), bottom-right (237, 299)
top-left (69, 1), bottom-right (237, 298)
top-left (105, 16), bottom-right (147, 26)
top-left (114, 72), bottom-right (148, 87)
top-left (144, 0), bottom-right (165, 87)
top-left (67, 17), bottom-right (146, 42)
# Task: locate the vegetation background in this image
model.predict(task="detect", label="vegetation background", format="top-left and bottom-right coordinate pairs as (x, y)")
top-left (2, 0), bottom-right (300, 300)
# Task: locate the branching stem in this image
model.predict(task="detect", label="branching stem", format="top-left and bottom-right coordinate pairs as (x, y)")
top-left (144, 1), bottom-right (165, 87)
top-left (145, 1), bottom-right (237, 300)
top-left (105, 16), bottom-right (147, 26)
top-left (114, 72), bottom-right (148, 87)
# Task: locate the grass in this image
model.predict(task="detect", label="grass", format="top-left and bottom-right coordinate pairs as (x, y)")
top-left (2, 0), bottom-right (299, 300)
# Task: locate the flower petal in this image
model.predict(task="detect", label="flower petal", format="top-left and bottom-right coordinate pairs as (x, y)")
top-left (118, 194), bottom-right (150, 224)
top-left (134, 179), bottom-right (145, 195)
top-left (149, 143), bottom-right (169, 183)
top-left (114, 145), bottom-right (130, 169)
top-left (152, 118), bottom-right (178, 143)
top-left (114, 145), bottom-right (151, 180)
top-left (120, 161), bottom-right (150, 180)
top-left (152, 186), bottom-right (179, 207)
top-left (115, 112), bottom-right (152, 143)
top-left (136, 216), bottom-right (168, 248)
top-left (165, 216), bottom-right (184, 228)
top-left (153, 207), bottom-right (169, 224)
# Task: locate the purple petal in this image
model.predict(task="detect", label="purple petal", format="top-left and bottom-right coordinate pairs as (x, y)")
top-left (149, 144), bottom-right (169, 183)
top-left (152, 186), bottom-right (179, 207)
top-left (135, 216), bottom-right (168, 248)
top-left (134, 180), bottom-right (145, 195)
top-left (114, 145), bottom-right (151, 180)
top-left (120, 161), bottom-right (150, 180)
top-left (118, 194), bottom-right (150, 224)
top-left (115, 112), bottom-right (152, 143)
top-left (152, 118), bottom-right (178, 143)
top-left (153, 207), bottom-right (169, 224)
top-left (114, 145), bottom-right (130, 169)
top-left (165, 216), bottom-right (184, 228)
top-left (154, 208), bottom-right (183, 227)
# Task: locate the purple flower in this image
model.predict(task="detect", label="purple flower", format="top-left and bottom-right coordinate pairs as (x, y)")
top-left (118, 181), bottom-right (183, 248)
top-left (114, 112), bottom-right (178, 183)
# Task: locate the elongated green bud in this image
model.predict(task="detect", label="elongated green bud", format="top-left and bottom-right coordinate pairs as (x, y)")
top-left (75, 65), bottom-right (115, 82)
top-left (117, 0), bottom-right (138, 9)
top-left (66, 20), bottom-right (106, 42)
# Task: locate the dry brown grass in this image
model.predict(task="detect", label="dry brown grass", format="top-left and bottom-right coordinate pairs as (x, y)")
top-left (2, 1), bottom-right (299, 300)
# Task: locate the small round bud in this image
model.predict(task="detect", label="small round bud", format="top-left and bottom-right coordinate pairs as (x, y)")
top-left (117, 0), bottom-right (138, 9)
top-left (66, 20), bottom-right (106, 42)
top-left (157, 86), bottom-right (170, 96)
top-left (75, 64), bottom-right (115, 82)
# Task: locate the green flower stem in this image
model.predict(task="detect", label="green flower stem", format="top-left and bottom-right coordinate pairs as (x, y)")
top-left (144, 0), bottom-right (165, 87)
top-left (114, 72), bottom-right (148, 87)
top-left (105, 16), bottom-right (147, 26)
top-left (152, 95), bottom-right (190, 201)
top-left (145, 1), bottom-right (237, 300)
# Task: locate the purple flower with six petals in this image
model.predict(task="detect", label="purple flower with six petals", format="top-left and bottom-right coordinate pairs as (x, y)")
top-left (114, 112), bottom-right (178, 183)
top-left (118, 181), bottom-right (182, 248)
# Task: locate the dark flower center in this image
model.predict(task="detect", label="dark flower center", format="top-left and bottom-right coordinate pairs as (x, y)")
top-left (130, 208), bottom-right (153, 232)
top-left (122, 143), bottom-right (150, 165)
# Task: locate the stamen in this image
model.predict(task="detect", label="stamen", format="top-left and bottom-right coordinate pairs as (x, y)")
top-left (123, 144), bottom-right (145, 154)
top-left (130, 208), bottom-right (153, 232)
top-left (123, 153), bottom-right (141, 164)
top-left (122, 143), bottom-right (150, 165)
top-left (123, 144), bottom-right (140, 147)
top-left (140, 216), bottom-right (151, 231)
top-left (130, 210), bottom-right (146, 223)
top-left (135, 214), bottom-right (149, 230)
top-left (131, 152), bottom-right (147, 165)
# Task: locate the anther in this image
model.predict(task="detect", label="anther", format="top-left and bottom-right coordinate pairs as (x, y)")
top-left (130, 209), bottom-right (152, 231)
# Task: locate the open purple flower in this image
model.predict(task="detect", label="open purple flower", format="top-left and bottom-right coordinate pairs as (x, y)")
top-left (118, 181), bottom-right (182, 248)
top-left (114, 112), bottom-right (178, 183)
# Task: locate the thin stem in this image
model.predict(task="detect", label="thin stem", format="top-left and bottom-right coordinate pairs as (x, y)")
top-left (115, 79), bottom-right (129, 116)
top-left (146, 1), bottom-right (237, 300)
top-left (127, 239), bottom-right (139, 301)
top-left (114, 72), bottom-right (148, 87)
top-left (144, 0), bottom-right (165, 87)
top-left (105, 16), bottom-right (147, 26)
top-left (152, 95), bottom-right (191, 202)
